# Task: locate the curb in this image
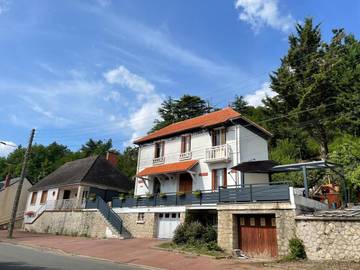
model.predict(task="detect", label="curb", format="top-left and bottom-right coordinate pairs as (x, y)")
top-left (0, 240), bottom-right (165, 270)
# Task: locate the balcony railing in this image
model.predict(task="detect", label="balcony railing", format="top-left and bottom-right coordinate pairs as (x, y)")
top-left (112, 183), bottom-right (290, 208)
top-left (153, 156), bottom-right (165, 165)
top-left (179, 151), bottom-right (192, 161)
top-left (205, 144), bottom-right (231, 163)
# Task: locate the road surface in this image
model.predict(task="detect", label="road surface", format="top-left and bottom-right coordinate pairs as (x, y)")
top-left (0, 242), bottom-right (145, 270)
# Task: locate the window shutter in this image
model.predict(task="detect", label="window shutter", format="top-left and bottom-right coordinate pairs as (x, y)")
top-left (211, 170), bottom-right (216, 190)
top-left (181, 136), bottom-right (185, 153)
top-left (223, 168), bottom-right (227, 187)
top-left (221, 128), bottom-right (226, 145)
top-left (188, 135), bottom-right (191, 151)
top-left (162, 141), bottom-right (165, 157)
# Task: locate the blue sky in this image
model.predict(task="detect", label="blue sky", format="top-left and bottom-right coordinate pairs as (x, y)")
top-left (0, 0), bottom-right (359, 156)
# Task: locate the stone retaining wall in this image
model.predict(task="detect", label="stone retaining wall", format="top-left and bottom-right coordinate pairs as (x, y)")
top-left (296, 217), bottom-right (360, 261)
top-left (24, 210), bottom-right (119, 238)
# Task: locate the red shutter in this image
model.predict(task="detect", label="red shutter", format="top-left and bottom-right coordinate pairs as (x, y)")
top-left (223, 168), bottom-right (227, 188)
top-left (162, 141), bottom-right (165, 157)
top-left (212, 170), bottom-right (216, 190)
top-left (181, 136), bottom-right (185, 153)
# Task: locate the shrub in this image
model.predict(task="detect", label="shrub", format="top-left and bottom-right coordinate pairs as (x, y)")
top-left (159, 192), bottom-right (167, 198)
top-left (193, 190), bottom-right (202, 198)
top-left (203, 225), bottom-right (217, 242)
top-left (173, 223), bottom-right (187, 245)
top-left (288, 238), bottom-right (306, 260)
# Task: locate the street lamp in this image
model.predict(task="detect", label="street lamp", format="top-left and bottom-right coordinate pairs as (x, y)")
top-left (0, 141), bottom-right (17, 148)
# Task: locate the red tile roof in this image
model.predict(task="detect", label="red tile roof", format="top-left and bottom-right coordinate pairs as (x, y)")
top-left (134, 107), bottom-right (241, 144)
top-left (137, 160), bottom-right (198, 177)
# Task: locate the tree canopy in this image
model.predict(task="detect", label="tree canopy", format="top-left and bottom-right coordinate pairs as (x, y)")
top-left (151, 95), bottom-right (213, 132)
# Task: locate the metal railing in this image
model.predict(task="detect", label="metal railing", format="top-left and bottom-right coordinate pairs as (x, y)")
top-left (53, 199), bottom-right (86, 210)
top-left (86, 197), bottom-right (123, 234)
top-left (205, 144), bottom-right (231, 163)
top-left (153, 156), bottom-right (165, 165)
top-left (112, 183), bottom-right (290, 208)
top-left (179, 151), bottom-right (192, 161)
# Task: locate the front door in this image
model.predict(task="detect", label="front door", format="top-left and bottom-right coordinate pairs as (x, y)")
top-left (238, 215), bottom-right (278, 257)
top-left (179, 173), bottom-right (193, 193)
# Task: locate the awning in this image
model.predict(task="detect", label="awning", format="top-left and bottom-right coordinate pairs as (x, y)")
top-left (137, 160), bottom-right (198, 177)
top-left (231, 160), bottom-right (278, 173)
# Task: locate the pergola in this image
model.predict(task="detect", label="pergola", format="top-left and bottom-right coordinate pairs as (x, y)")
top-left (232, 160), bottom-right (346, 202)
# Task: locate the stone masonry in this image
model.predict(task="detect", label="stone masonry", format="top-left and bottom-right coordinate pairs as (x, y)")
top-left (25, 210), bottom-right (119, 238)
top-left (118, 212), bottom-right (157, 238)
top-left (217, 202), bottom-right (297, 256)
top-left (296, 217), bottom-right (360, 261)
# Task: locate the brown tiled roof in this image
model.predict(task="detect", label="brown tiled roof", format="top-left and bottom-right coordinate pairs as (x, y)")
top-left (29, 156), bottom-right (133, 192)
top-left (134, 107), bottom-right (241, 144)
top-left (137, 160), bottom-right (198, 177)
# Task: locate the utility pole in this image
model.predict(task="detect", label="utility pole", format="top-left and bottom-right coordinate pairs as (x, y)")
top-left (8, 129), bottom-right (35, 238)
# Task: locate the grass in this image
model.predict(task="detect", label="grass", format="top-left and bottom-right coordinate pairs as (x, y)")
top-left (158, 242), bottom-right (226, 257)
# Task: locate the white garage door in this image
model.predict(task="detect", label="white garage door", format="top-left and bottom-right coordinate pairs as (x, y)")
top-left (157, 213), bottom-right (181, 239)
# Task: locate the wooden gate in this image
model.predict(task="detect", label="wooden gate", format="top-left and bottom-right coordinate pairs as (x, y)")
top-left (238, 215), bottom-right (278, 257)
top-left (179, 173), bottom-right (193, 193)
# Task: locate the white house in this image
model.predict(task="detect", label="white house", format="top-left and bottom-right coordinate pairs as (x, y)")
top-left (133, 107), bottom-right (272, 196)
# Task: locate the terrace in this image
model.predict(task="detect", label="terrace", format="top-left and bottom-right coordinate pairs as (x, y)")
top-left (110, 182), bottom-right (290, 208)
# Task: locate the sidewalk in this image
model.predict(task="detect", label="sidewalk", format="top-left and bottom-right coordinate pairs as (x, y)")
top-left (0, 230), bottom-right (272, 270)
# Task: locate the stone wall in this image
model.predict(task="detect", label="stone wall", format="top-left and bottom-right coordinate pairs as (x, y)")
top-left (118, 212), bottom-right (157, 238)
top-left (217, 202), bottom-right (297, 256)
top-left (25, 210), bottom-right (119, 238)
top-left (296, 217), bottom-right (360, 261)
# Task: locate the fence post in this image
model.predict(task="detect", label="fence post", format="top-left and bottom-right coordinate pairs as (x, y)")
top-left (218, 186), bottom-right (221, 202)
top-left (96, 197), bottom-right (99, 209)
top-left (249, 185), bottom-right (253, 202)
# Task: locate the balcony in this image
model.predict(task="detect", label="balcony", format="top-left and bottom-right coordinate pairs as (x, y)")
top-left (205, 144), bottom-right (231, 163)
top-left (179, 151), bottom-right (192, 161)
top-left (153, 156), bottom-right (165, 165)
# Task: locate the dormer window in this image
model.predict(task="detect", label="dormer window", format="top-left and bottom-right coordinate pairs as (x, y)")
top-left (212, 128), bottom-right (226, 146)
top-left (154, 141), bottom-right (165, 158)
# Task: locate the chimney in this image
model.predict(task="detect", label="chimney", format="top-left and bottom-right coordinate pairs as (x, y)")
top-left (4, 174), bottom-right (11, 188)
top-left (106, 151), bottom-right (118, 167)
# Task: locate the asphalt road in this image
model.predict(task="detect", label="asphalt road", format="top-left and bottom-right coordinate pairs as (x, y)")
top-left (0, 242), bottom-right (145, 270)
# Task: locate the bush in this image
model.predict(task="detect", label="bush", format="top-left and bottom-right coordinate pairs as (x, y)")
top-left (172, 222), bottom-right (222, 252)
top-left (288, 238), bottom-right (306, 260)
top-left (203, 225), bottom-right (217, 242)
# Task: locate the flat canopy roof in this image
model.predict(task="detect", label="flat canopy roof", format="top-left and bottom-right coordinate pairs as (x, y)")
top-left (137, 160), bottom-right (198, 177)
top-left (232, 160), bottom-right (342, 173)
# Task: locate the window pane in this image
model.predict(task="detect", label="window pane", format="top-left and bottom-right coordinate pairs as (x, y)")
top-left (239, 217), bottom-right (245, 226)
top-left (260, 217), bottom-right (266, 227)
top-left (250, 217), bottom-right (255, 226)
top-left (159, 213), bottom-right (163, 218)
top-left (165, 213), bottom-right (169, 218)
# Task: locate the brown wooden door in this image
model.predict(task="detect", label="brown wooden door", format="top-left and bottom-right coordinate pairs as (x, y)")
top-left (179, 173), bottom-right (193, 193)
top-left (238, 215), bottom-right (278, 257)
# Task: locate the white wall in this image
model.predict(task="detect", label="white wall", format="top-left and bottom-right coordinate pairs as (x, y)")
top-left (25, 188), bottom-right (59, 213)
top-left (135, 124), bottom-right (270, 195)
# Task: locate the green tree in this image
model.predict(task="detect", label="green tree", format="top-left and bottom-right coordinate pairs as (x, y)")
top-left (118, 146), bottom-right (138, 180)
top-left (151, 95), bottom-right (213, 132)
top-left (265, 18), bottom-right (355, 159)
top-left (80, 139), bottom-right (113, 157)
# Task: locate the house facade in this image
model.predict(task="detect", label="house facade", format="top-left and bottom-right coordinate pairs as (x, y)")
top-left (24, 153), bottom-right (133, 226)
top-left (108, 108), bottom-right (327, 258)
top-left (134, 107), bottom-right (271, 196)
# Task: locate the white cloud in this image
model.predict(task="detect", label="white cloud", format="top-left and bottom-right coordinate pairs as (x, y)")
top-left (0, 140), bottom-right (16, 157)
top-left (0, 0), bottom-right (9, 15)
top-left (104, 66), bottom-right (163, 145)
top-left (235, 0), bottom-right (294, 33)
top-left (104, 66), bottom-right (155, 94)
top-left (104, 90), bottom-right (121, 102)
top-left (245, 82), bottom-right (277, 107)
